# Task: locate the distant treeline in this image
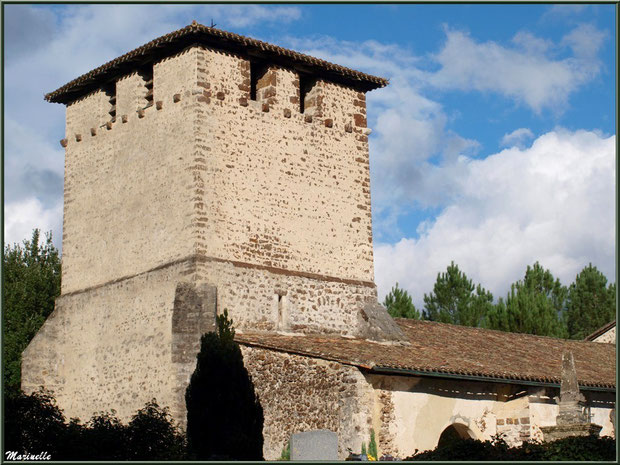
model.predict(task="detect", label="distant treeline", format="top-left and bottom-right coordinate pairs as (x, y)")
top-left (383, 261), bottom-right (615, 340)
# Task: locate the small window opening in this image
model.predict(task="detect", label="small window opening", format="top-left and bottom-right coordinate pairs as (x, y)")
top-left (250, 62), bottom-right (268, 101)
top-left (276, 293), bottom-right (288, 331)
top-left (277, 294), bottom-right (283, 322)
top-left (138, 66), bottom-right (154, 107)
top-left (104, 83), bottom-right (116, 122)
top-left (299, 74), bottom-right (315, 114)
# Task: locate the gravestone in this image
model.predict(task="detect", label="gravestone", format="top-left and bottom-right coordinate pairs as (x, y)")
top-left (290, 429), bottom-right (338, 460)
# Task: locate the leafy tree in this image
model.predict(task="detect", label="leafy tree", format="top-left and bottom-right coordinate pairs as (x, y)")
top-left (126, 400), bottom-right (186, 460)
top-left (484, 262), bottom-right (568, 338)
top-left (423, 262), bottom-right (493, 327)
top-left (383, 283), bottom-right (420, 319)
top-left (185, 310), bottom-right (264, 460)
top-left (3, 229), bottom-right (61, 396)
top-left (72, 411), bottom-right (129, 460)
top-left (564, 264), bottom-right (616, 340)
top-left (4, 388), bottom-right (68, 457)
top-left (5, 390), bottom-right (186, 460)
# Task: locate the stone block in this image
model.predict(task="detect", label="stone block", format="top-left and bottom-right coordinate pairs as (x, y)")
top-left (290, 429), bottom-right (338, 460)
top-left (540, 423), bottom-right (602, 442)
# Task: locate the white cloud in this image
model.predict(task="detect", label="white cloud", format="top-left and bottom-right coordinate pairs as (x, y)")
top-left (3, 119), bottom-right (65, 203)
top-left (285, 25), bottom-right (609, 249)
top-left (374, 130), bottom-right (616, 307)
top-left (4, 197), bottom-right (64, 248)
top-left (561, 23), bottom-right (608, 61)
top-left (501, 128), bottom-right (534, 148)
top-left (429, 25), bottom-right (605, 113)
top-left (511, 31), bottom-right (553, 56)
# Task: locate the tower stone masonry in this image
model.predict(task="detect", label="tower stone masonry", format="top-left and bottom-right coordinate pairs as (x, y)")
top-left (23, 22), bottom-right (395, 427)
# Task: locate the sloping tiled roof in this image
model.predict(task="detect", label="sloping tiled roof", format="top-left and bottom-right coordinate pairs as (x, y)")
top-left (45, 21), bottom-right (388, 104)
top-left (236, 319), bottom-right (616, 389)
top-left (584, 320), bottom-right (616, 341)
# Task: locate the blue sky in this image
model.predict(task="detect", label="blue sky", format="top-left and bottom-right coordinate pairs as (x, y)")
top-left (3, 3), bottom-right (616, 306)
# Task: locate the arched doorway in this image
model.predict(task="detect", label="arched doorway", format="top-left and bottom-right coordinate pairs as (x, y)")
top-left (437, 423), bottom-right (475, 448)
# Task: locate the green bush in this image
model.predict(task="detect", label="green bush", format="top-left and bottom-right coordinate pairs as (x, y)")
top-left (126, 400), bottom-right (187, 460)
top-left (278, 440), bottom-right (290, 460)
top-left (369, 428), bottom-right (378, 459)
top-left (4, 390), bottom-right (186, 460)
top-left (405, 434), bottom-right (616, 461)
top-left (4, 388), bottom-right (68, 457)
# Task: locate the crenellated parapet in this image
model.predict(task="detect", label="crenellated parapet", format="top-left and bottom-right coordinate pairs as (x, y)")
top-left (58, 36), bottom-right (375, 151)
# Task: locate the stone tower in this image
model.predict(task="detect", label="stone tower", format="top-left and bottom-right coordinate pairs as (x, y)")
top-left (22, 22), bottom-right (393, 425)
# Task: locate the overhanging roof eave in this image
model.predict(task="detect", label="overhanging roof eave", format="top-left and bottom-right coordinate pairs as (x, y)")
top-left (369, 365), bottom-right (616, 392)
top-left (45, 23), bottom-right (388, 104)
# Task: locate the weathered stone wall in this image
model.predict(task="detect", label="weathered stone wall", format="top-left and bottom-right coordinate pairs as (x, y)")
top-left (366, 375), bottom-right (615, 458)
top-left (240, 347), bottom-right (374, 460)
top-left (197, 259), bottom-right (376, 336)
top-left (60, 47), bottom-right (200, 294)
top-left (23, 261), bottom-right (198, 423)
top-left (192, 45), bottom-right (374, 285)
top-left (592, 326), bottom-right (616, 344)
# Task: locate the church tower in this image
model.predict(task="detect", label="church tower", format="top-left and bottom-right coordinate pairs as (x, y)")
top-left (23, 22), bottom-right (395, 425)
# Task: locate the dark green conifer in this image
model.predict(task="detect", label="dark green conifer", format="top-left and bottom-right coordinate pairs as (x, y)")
top-left (185, 310), bottom-right (264, 460)
top-left (565, 264), bottom-right (615, 339)
top-left (383, 283), bottom-right (420, 319)
top-left (423, 262), bottom-right (493, 327)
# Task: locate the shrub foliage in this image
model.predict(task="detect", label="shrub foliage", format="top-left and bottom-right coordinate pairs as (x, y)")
top-left (404, 434), bottom-right (616, 461)
top-left (3, 230), bottom-right (61, 397)
top-left (4, 389), bottom-right (186, 460)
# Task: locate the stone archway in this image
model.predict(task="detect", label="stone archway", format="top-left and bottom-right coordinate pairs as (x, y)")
top-left (437, 423), bottom-right (476, 448)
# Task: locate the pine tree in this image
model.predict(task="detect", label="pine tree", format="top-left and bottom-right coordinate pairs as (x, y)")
top-left (185, 310), bottom-right (264, 460)
top-left (383, 283), bottom-right (420, 319)
top-left (483, 262), bottom-right (567, 338)
top-left (565, 264), bottom-right (616, 340)
top-left (423, 262), bottom-right (493, 327)
top-left (3, 229), bottom-right (61, 396)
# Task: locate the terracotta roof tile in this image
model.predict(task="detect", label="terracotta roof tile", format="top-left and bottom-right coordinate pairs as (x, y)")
top-left (45, 21), bottom-right (388, 104)
top-left (236, 319), bottom-right (616, 389)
